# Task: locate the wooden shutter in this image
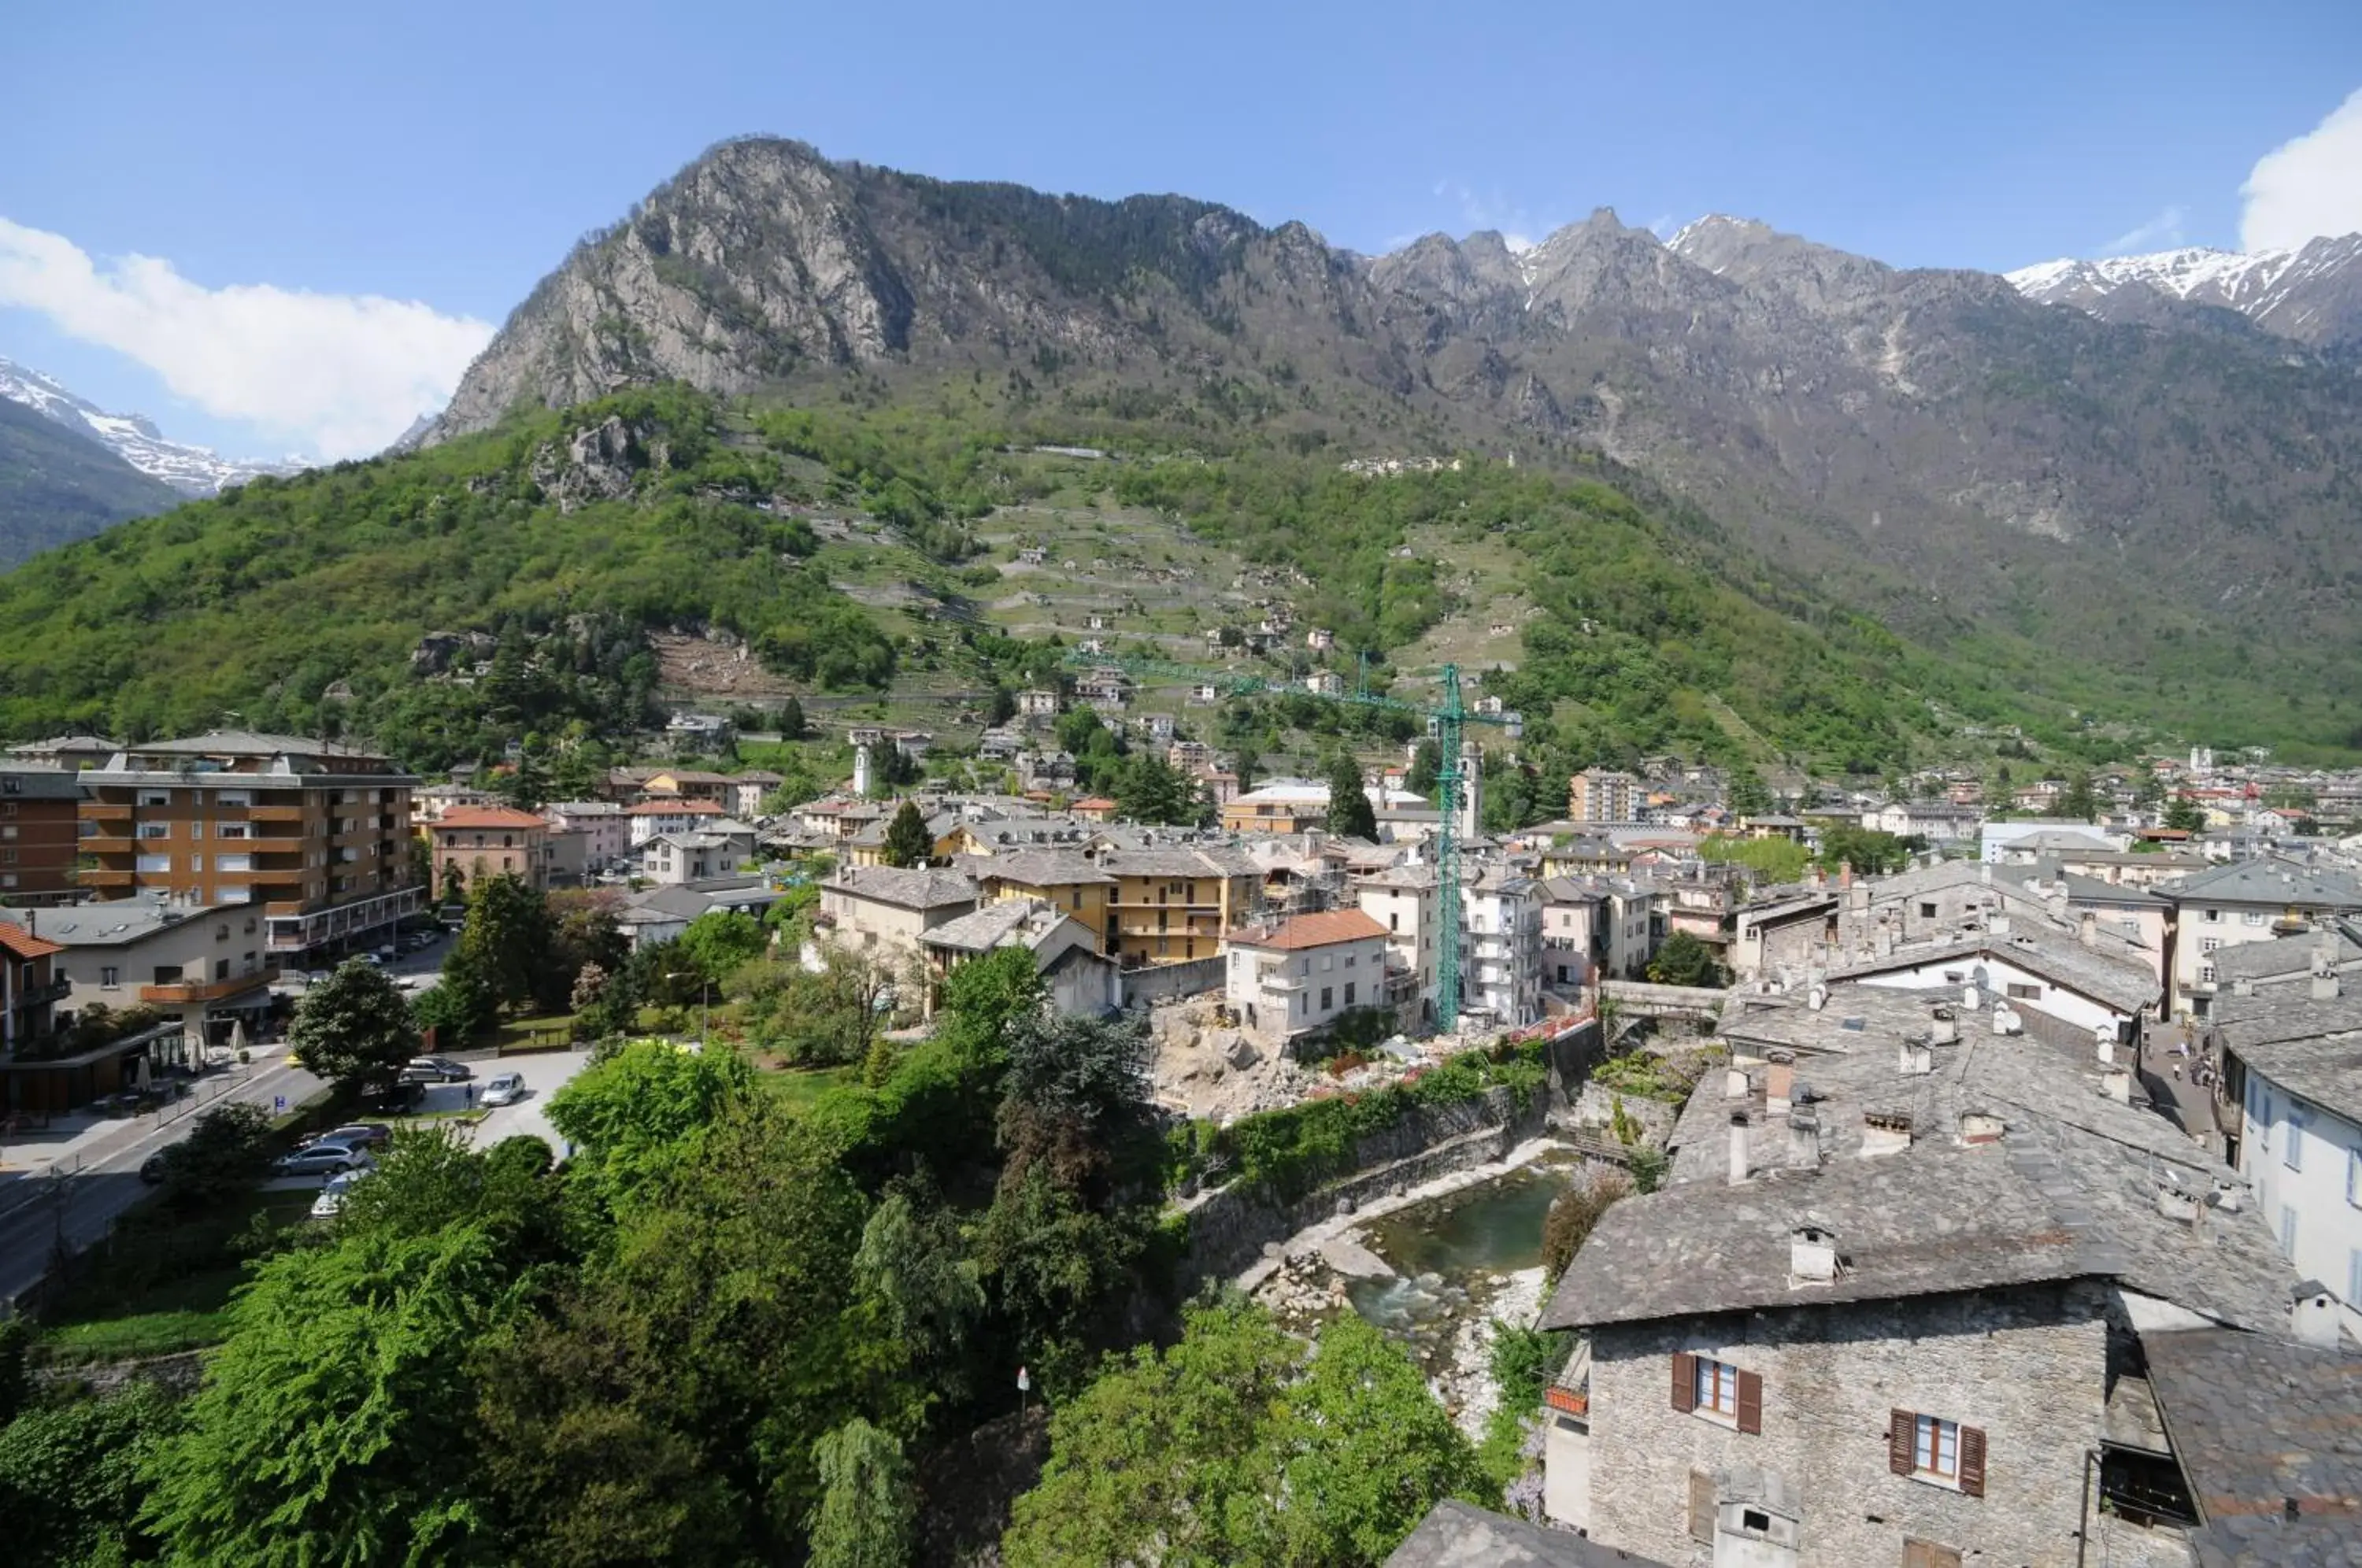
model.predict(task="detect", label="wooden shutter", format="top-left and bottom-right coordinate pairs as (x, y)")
top-left (1903, 1540), bottom-right (1960, 1568)
top-left (1889, 1409), bottom-right (1917, 1475)
top-left (1672, 1352), bottom-right (1698, 1413)
top-left (1958, 1426), bottom-right (1987, 1497)
top-left (1687, 1468), bottom-right (1716, 1543)
top-left (1736, 1368), bottom-right (1764, 1434)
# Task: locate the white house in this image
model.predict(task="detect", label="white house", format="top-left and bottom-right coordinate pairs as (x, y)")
top-left (1224, 909), bottom-right (1391, 1046)
top-left (1355, 864), bottom-right (1442, 1028)
top-left (1462, 868), bottom-right (1542, 1028)
top-left (2217, 955), bottom-right (2362, 1338)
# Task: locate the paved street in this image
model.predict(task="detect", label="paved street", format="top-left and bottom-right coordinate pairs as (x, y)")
top-left (461, 1050), bottom-right (593, 1159)
top-left (0, 1059), bottom-right (324, 1306)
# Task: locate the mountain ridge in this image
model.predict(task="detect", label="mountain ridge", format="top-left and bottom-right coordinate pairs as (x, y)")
top-left (0, 357), bottom-right (307, 495)
top-left (2005, 232), bottom-right (2362, 346)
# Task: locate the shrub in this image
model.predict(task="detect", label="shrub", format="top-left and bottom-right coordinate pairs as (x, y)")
top-left (1542, 1170), bottom-right (1633, 1284)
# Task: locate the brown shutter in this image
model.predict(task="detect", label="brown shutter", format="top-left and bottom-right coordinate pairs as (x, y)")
top-left (1958, 1426), bottom-right (1986, 1498)
top-left (1889, 1409), bottom-right (1917, 1475)
top-left (1688, 1468), bottom-right (1716, 1543)
top-left (1736, 1368), bottom-right (1764, 1435)
top-left (1672, 1352), bottom-right (1698, 1413)
top-left (1903, 1540), bottom-right (1960, 1568)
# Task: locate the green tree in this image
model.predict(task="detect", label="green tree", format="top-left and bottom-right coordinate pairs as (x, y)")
top-left (983, 686), bottom-right (1016, 727)
top-left (1114, 753), bottom-right (1202, 826)
top-left (2164, 792), bottom-right (2206, 833)
top-left (287, 957), bottom-right (420, 1089)
top-left (439, 860), bottom-right (468, 907)
top-left (140, 1225), bottom-right (513, 1566)
top-left (1646, 930), bottom-right (1723, 989)
top-left (1726, 763), bottom-right (1773, 818)
top-left (1232, 741), bottom-right (1260, 795)
top-left (677, 909), bottom-right (769, 980)
top-left (0, 1381), bottom-right (183, 1567)
top-left (414, 946), bottom-right (495, 1045)
top-left (880, 800), bottom-right (935, 867)
top-left (2062, 769), bottom-right (2098, 823)
top-left (1004, 1298), bottom-right (1483, 1567)
top-left (805, 1418), bottom-right (916, 1568)
top-left (546, 1038), bottom-right (754, 1207)
top-left (458, 873), bottom-right (551, 1015)
top-left (1324, 753), bottom-right (1377, 840)
top-left (1816, 824), bottom-right (1910, 877)
top-left (778, 694), bottom-right (808, 740)
top-left (1399, 738), bottom-right (1436, 798)
top-left (152, 1101), bottom-right (275, 1210)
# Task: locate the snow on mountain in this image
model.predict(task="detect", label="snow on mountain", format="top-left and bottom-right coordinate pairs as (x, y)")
top-left (0, 358), bottom-right (308, 496)
top-left (2005, 234), bottom-right (2362, 347)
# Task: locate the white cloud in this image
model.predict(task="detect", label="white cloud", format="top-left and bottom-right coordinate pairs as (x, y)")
top-left (0, 217), bottom-right (492, 460)
top-left (2098, 205), bottom-right (2186, 256)
top-left (2241, 87), bottom-right (2362, 253)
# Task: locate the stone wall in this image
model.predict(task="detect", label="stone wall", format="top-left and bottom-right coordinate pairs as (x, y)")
top-left (1564, 1079), bottom-right (1682, 1148)
top-left (1124, 956), bottom-right (1225, 1008)
top-left (1584, 1281), bottom-right (2187, 1568)
top-left (1179, 1085), bottom-right (1547, 1285)
top-left (31, 1348), bottom-right (209, 1398)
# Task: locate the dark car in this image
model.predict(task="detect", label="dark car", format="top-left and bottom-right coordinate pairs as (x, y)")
top-left (139, 1152), bottom-right (169, 1184)
top-left (404, 1056), bottom-right (474, 1083)
top-left (357, 1080), bottom-right (424, 1115)
top-left (296, 1122), bottom-right (391, 1152)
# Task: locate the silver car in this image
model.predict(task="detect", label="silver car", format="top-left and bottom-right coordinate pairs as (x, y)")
top-left (274, 1139), bottom-right (376, 1178)
top-left (480, 1072), bottom-right (527, 1108)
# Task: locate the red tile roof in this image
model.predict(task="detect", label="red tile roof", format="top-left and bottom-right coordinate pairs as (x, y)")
top-left (1226, 908), bottom-right (1389, 950)
top-left (431, 807), bottom-right (548, 831)
top-left (0, 923), bottom-right (65, 961)
top-left (628, 799), bottom-right (726, 815)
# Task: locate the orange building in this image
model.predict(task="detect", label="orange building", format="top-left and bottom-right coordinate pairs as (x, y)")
top-left (78, 731), bottom-right (420, 963)
top-left (426, 805), bottom-right (555, 893)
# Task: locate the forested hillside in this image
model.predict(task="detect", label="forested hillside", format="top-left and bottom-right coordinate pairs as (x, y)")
top-left (0, 395), bottom-right (182, 564)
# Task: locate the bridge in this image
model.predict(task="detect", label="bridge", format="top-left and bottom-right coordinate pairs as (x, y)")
top-left (1598, 980), bottom-right (1727, 1028)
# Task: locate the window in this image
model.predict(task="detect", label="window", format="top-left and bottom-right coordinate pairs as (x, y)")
top-left (2350, 1248), bottom-right (2362, 1309)
top-left (138, 790), bottom-right (170, 807)
top-left (2348, 1148), bottom-right (2361, 1208)
top-left (218, 823), bottom-right (248, 840)
top-left (2006, 982), bottom-right (2042, 1001)
top-left (2280, 1205), bottom-right (2298, 1256)
top-left (1320, 987), bottom-right (1333, 1011)
top-left (2200, 937), bottom-right (2222, 954)
top-left (213, 959), bottom-right (230, 981)
top-left (2244, 910), bottom-right (2267, 926)
top-left (217, 790), bottom-right (249, 807)
top-left (1920, 901), bottom-right (1938, 919)
top-left (1344, 982), bottom-right (1356, 1007)
top-left (1889, 1409), bottom-right (1983, 1495)
top-left (189, 821), bottom-right (203, 840)
top-left (2199, 964), bottom-right (2217, 984)
top-left (1670, 1352), bottom-right (1760, 1432)
top-left (1687, 1470), bottom-right (1716, 1544)
top-left (135, 854), bottom-right (170, 874)
top-left (0, 826), bottom-right (13, 841)
top-left (2287, 1111), bottom-right (2305, 1171)
top-left (138, 823), bottom-right (169, 839)
top-left (100, 966), bottom-right (120, 989)
top-left (2204, 908), bottom-right (2222, 923)
top-left (216, 854), bottom-right (250, 873)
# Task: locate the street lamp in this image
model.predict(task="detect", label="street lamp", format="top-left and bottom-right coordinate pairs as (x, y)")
top-left (664, 972), bottom-right (712, 1051)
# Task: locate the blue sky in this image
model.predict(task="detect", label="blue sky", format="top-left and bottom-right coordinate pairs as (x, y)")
top-left (5, 0), bottom-right (2360, 460)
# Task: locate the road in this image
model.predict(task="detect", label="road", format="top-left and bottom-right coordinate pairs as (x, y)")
top-left (0, 1059), bottom-right (323, 1306)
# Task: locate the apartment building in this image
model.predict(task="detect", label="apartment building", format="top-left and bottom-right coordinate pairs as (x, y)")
top-left (77, 732), bottom-right (420, 960)
top-left (0, 766), bottom-right (87, 902)
top-left (8, 900), bottom-right (276, 1053)
top-left (1225, 909), bottom-right (1390, 1045)
top-left (1356, 864), bottom-right (1441, 1024)
top-left (2156, 858), bottom-right (2362, 1017)
top-left (1568, 769), bottom-right (1639, 824)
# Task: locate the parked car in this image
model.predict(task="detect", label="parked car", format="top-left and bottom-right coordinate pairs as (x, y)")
top-left (357, 1080), bottom-right (424, 1115)
top-left (274, 1141), bottom-right (376, 1178)
top-left (139, 1152), bottom-right (168, 1184)
top-left (480, 1072), bottom-right (527, 1107)
top-left (296, 1122), bottom-right (391, 1153)
top-left (310, 1170), bottom-right (365, 1219)
top-left (405, 1056), bottom-right (473, 1083)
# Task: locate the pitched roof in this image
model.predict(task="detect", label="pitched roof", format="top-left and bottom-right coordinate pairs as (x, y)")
top-left (2144, 1327), bottom-right (2362, 1563)
top-left (1383, 1500), bottom-right (1664, 1567)
top-left (431, 806), bottom-right (548, 831)
top-left (977, 850), bottom-right (1115, 888)
top-left (628, 799), bottom-right (726, 815)
top-left (829, 865), bottom-right (979, 912)
top-left (1227, 908), bottom-right (1388, 950)
top-left (0, 923), bottom-right (65, 961)
top-left (2214, 1002), bottom-right (2362, 1127)
top-left (2157, 857), bottom-right (2362, 910)
top-left (1823, 926), bottom-right (2158, 1015)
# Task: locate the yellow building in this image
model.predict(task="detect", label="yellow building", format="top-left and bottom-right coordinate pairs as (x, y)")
top-left (1220, 779), bottom-right (1329, 835)
top-left (974, 845), bottom-right (1261, 966)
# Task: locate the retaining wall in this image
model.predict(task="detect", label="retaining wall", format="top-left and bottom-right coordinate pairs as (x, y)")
top-left (1123, 956), bottom-right (1224, 1008)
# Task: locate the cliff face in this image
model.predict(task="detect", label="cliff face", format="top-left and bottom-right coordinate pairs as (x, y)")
top-left (429, 140), bottom-right (2362, 679)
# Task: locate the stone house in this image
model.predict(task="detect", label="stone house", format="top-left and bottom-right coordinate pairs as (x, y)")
top-left (545, 801), bottom-right (629, 866)
top-left (731, 771), bottom-right (782, 819)
top-left (2152, 858), bottom-right (2362, 1018)
top-left (628, 798), bottom-right (727, 847)
top-left (917, 897), bottom-right (1120, 1019)
top-left (1544, 981), bottom-right (2308, 1568)
top-left (638, 820), bottom-right (759, 886)
top-left (816, 865), bottom-right (979, 955)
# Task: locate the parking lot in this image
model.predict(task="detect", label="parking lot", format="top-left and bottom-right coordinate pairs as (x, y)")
top-left (456, 1049), bottom-right (593, 1158)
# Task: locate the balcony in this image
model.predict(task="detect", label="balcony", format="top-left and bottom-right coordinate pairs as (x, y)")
top-left (82, 803), bottom-right (132, 823)
top-left (250, 804), bottom-right (309, 823)
top-left (76, 868), bottom-right (134, 887)
top-left (13, 977), bottom-right (72, 1007)
top-left (80, 832), bottom-right (134, 853)
top-left (140, 967), bottom-right (280, 1005)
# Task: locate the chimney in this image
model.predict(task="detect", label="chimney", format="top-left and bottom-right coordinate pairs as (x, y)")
top-left (2079, 911), bottom-right (2097, 949)
top-left (1728, 1112), bottom-right (1749, 1185)
top-left (1957, 1111), bottom-right (2005, 1145)
top-left (1839, 861), bottom-right (1853, 889)
top-left (1897, 1037), bottom-right (1934, 1076)
top-left (1928, 1008), bottom-right (1960, 1046)
top-left (2313, 930), bottom-right (2341, 1000)
top-left (1989, 912), bottom-right (2011, 937)
top-left (2101, 1066), bottom-right (2133, 1103)
top-left (1861, 1110), bottom-right (1912, 1156)
top-left (1764, 1061), bottom-right (1794, 1113)
top-left (1786, 1109), bottom-right (1820, 1167)
top-left (1962, 982), bottom-right (1982, 1010)
top-left (1790, 1220), bottom-right (1838, 1285)
top-left (2155, 1181), bottom-right (2203, 1226)
top-left (1725, 1067), bottom-right (1752, 1100)
top-left (1980, 861), bottom-right (1993, 885)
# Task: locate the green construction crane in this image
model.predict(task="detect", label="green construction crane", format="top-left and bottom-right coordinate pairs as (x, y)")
top-left (1064, 649), bottom-right (1518, 1031)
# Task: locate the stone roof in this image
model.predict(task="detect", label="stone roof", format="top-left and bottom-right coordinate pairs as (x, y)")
top-left (1095, 845), bottom-right (1261, 880)
top-left (2144, 1327), bottom-right (2362, 1564)
top-left (1549, 986), bottom-right (2300, 1335)
top-left (918, 900), bottom-right (1039, 953)
top-left (2157, 858), bottom-right (2362, 910)
top-left (977, 850), bottom-right (1115, 888)
top-left (1383, 1500), bottom-right (1664, 1567)
top-left (2059, 871), bottom-right (2169, 905)
top-left (830, 865), bottom-right (979, 912)
top-left (2213, 1004), bottom-right (2362, 1127)
top-left (2210, 930), bottom-right (2362, 988)
top-left (1822, 924), bottom-right (2157, 1015)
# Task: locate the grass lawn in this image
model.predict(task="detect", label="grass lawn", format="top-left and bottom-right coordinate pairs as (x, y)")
top-left (494, 1011), bottom-right (579, 1052)
top-left (35, 1187), bottom-right (318, 1363)
top-left (754, 1064), bottom-right (857, 1113)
